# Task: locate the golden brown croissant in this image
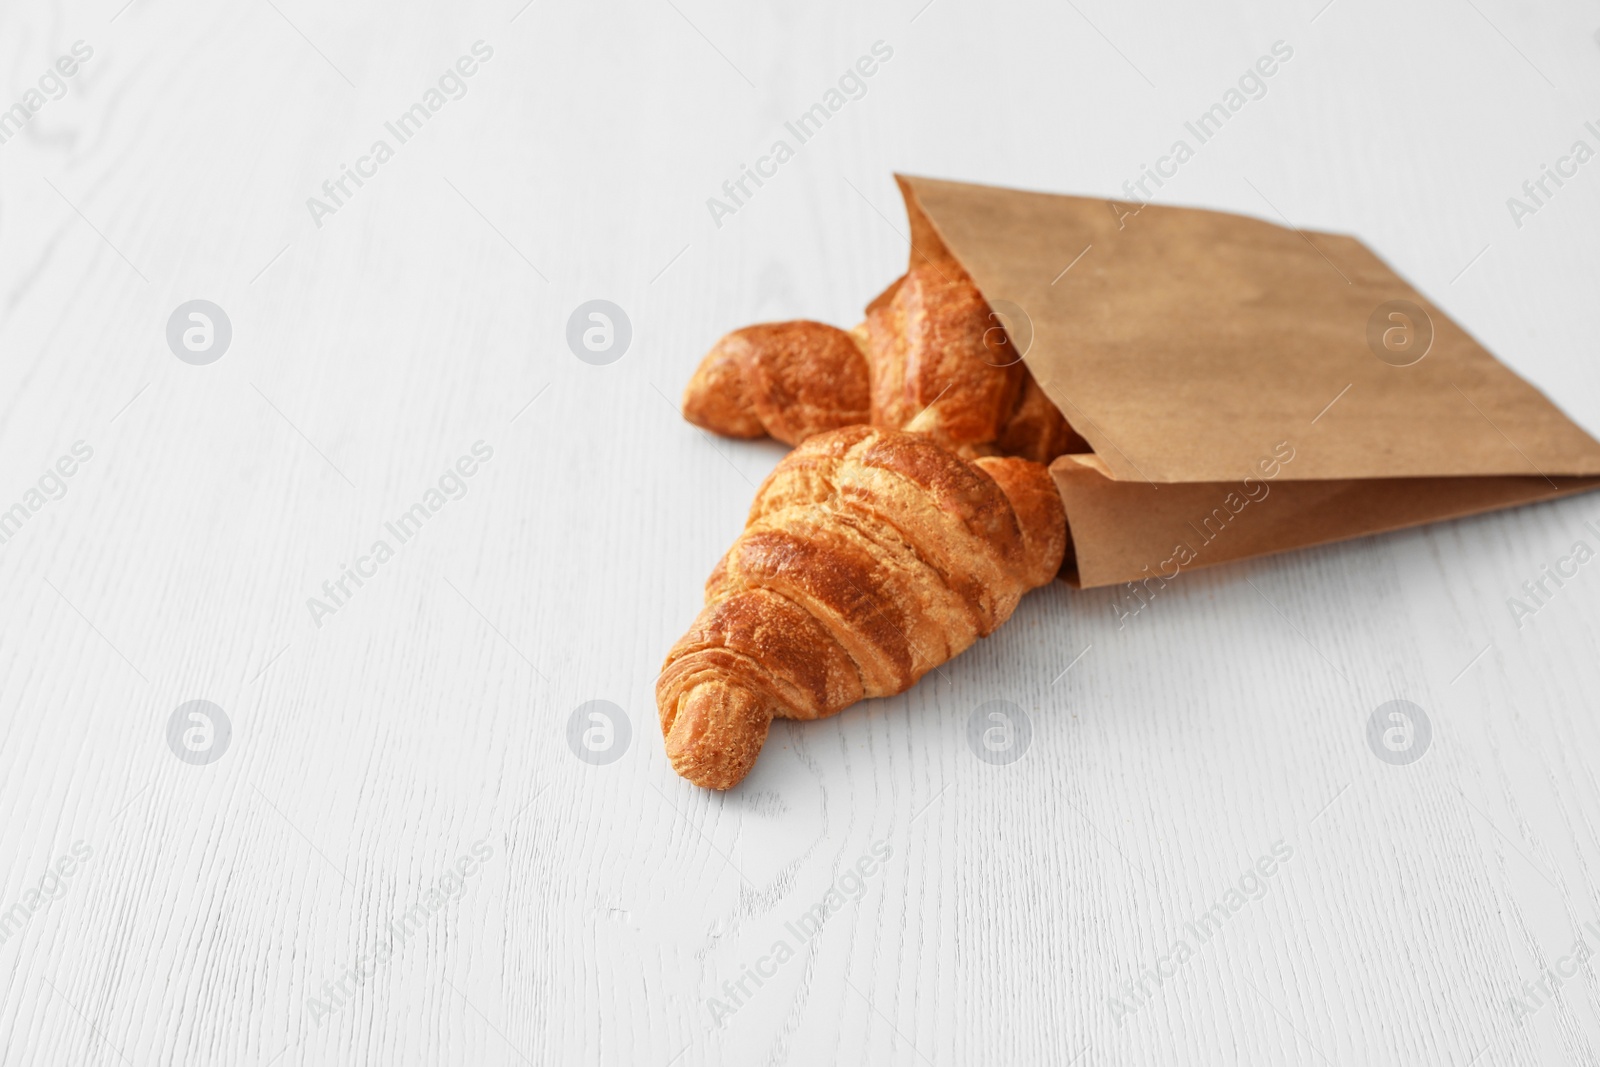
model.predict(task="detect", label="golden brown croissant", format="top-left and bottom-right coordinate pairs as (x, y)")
top-left (656, 426), bottom-right (1067, 790)
top-left (680, 321), bottom-right (871, 445)
top-left (681, 264), bottom-right (1088, 464)
top-left (863, 264), bottom-right (1023, 447)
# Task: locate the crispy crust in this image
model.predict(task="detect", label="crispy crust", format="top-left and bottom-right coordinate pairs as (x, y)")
top-left (658, 427), bottom-right (1066, 790)
top-left (681, 322), bottom-right (870, 445)
top-left (683, 271), bottom-right (1088, 464)
top-left (994, 375), bottom-right (1090, 465)
top-left (865, 264), bottom-right (1024, 446)
top-left (972, 456), bottom-right (1070, 588)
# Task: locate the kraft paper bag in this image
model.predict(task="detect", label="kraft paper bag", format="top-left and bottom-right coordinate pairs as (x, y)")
top-left (892, 175), bottom-right (1600, 588)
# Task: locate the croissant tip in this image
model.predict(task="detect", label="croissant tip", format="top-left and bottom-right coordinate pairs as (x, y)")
top-left (683, 339), bottom-right (766, 439)
top-left (661, 679), bottom-right (775, 791)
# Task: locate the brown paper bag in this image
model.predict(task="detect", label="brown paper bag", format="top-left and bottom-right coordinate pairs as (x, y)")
top-left (893, 174), bottom-right (1600, 589)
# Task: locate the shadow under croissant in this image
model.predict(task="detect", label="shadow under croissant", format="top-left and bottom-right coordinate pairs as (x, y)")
top-left (656, 426), bottom-right (1068, 791)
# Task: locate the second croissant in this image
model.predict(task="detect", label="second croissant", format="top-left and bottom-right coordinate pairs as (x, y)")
top-left (681, 262), bottom-right (1088, 465)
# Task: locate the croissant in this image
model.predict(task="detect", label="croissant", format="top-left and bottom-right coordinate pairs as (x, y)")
top-left (680, 320), bottom-right (871, 445)
top-left (681, 264), bottom-right (1088, 464)
top-left (657, 425), bottom-right (1067, 789)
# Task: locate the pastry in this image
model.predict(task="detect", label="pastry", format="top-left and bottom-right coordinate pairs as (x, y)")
top-left (656, 426), bottom-right (1066, 789)
top-left (680, 264), bottom-right (1088, 464)
top-left (680, 321), bottom-right (870, 445)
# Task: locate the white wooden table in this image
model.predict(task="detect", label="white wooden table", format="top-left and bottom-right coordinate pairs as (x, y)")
top-left (3, 0), bottom-right (1599, 1063)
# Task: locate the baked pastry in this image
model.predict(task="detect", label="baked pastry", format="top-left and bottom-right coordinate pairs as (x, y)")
top-left (995, 375), bottom-right (1084, 467)
top-left (656, 426), bottom-right (1067, 789)
top-left (680, 264), bottom-right (1088, 464)
top-left (863, 264), bottom-right (1023, 448)
top-left (680, 321), bottom-right (870, 445)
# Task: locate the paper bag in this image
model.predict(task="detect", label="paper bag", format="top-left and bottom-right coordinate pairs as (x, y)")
top-left (893, 175), bottom-right (1600, 588)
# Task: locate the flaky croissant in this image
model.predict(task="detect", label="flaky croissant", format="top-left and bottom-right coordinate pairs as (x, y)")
top-left (657, 426), bottom-right (1067, 790)
top-left (680, 320), bottom-right (871, 445)
top-left (681, 264), bottom-right (1087, 464)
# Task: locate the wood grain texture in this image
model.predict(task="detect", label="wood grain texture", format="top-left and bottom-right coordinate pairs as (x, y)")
top-left (2, 0), bottom-right (1600, 1063)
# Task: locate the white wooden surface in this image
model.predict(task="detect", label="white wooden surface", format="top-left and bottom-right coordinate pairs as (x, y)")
top-left (3, 0), bottom-right (1600, 1063)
